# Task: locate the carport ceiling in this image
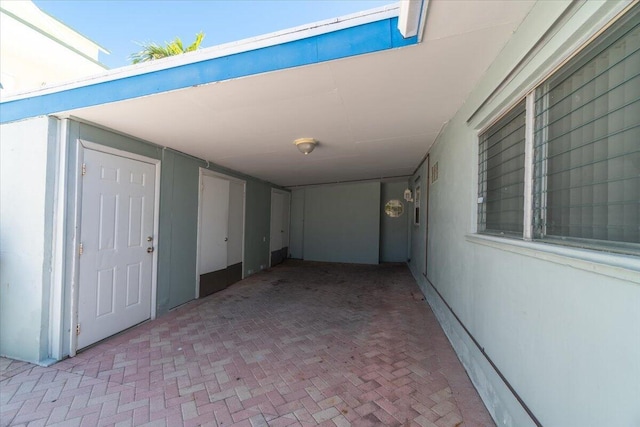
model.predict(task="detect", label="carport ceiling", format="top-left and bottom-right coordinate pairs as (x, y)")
top-left (62, 1), bottom-right (535, 187)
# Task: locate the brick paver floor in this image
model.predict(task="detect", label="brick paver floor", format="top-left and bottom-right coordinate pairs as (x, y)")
top-left (1, 261), bottom-right (494, 427)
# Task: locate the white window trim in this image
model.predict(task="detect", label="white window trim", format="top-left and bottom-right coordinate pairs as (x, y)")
top-left (466, 234), bottom-right (640, 284)
top-left (522, 92), bottom-right (535, 241)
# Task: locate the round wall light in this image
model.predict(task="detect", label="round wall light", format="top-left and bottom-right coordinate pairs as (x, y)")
top-left (293, 137), bottom-right (317, 155)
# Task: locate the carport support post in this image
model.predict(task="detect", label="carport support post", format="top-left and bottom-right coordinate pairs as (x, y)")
top-left (48, 117), bottom-right (69, 363)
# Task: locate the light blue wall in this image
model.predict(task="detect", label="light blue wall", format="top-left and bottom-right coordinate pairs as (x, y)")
top-left (408, 170), bottom-right (427, 276)
top-left (0, 117), bottom-right (58, 363)
top-left (380, 181), bottom-right (409, 262)
top-left (409, 2), bottom-right (640, 426)
top-left (301, 182), bottom-right (381, 264)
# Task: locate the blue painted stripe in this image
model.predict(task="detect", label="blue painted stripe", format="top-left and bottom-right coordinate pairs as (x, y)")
top-left (0, 17), bottom-right (417, 124)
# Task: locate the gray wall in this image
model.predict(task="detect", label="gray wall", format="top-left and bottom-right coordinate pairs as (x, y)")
top-left (291, 181), bottom-right (411, 264)
top-left (289, 189), bottom-right (305, 259)
top-left (243, 179), bottom-right (272, 274)
top-left (72, 122), bottom-right (276, 314)
top-left (409, 2), bottom-right (640, 426)
top-left (301, 182), bottom-right (381, 264)
top-left (380, 181), bottom-right (409, 262)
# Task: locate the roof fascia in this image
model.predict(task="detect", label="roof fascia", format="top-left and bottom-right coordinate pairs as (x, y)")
top-left (3, 4), bottom-right (401, 102)
top-left (1, 15), bottom-right (417, 124)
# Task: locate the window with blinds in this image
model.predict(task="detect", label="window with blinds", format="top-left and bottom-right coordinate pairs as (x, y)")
top-left (478, 101), bottom-right (526, 234)
top-left (533, 10), bottom-right (639, 247)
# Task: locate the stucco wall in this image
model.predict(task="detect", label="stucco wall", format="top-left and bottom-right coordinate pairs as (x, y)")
top-left (409, 1), bottom-right (640, 426)
top-left (292, 182), bottom-right (381, 264)
top-left (291, 181), bottom-right (411, 264)
top-left (380, 181), bottom-right (409, 263)
top-left (0, 116), bottom-right (57, 363)
top-left (0, 119), bottom-right (279, 363)
top-left (71, 122), bottom-right (276, 315)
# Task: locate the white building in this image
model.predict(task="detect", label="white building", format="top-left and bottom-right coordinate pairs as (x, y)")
top-left (0, 0), bottom-right (108, 94)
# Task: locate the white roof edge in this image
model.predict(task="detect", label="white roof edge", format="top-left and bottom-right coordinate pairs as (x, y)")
top-left (398, 0), bottom-right (425, 38)
top-left (3, 3), bottom-right (400, 102)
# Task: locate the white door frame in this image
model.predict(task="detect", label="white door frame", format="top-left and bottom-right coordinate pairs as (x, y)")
top-left (68, 139), bottom-right (161, 356)
top-left (195, 168), bottom-right (246, 299)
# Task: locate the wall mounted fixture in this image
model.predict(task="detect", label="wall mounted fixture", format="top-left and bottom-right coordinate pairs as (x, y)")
top-left (404, 188), bottom-right (414, 202)
top-left (294, 138), bottom-right (317, 155)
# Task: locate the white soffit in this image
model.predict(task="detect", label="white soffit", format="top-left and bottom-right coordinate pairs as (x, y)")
top-left (59, 0), bottom-right (535, 187)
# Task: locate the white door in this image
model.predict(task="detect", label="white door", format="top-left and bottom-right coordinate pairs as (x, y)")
top-left (199, 175), bottom-right (230, 274)
top-left (78, 149), bottom-right (156, 349)
top-left (270, 191), bottom-right (284, 253)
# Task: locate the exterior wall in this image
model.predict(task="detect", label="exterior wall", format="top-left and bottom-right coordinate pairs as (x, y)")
top-left (380, 181), bottom-right (409, 262)
top-left (289, 189), bottom-right (305, 259)
top-left (408, 170), bottom-right (427, 276)
top-left (0, 116), bottom-right (58, 363)
top-left (292, 182), bottom-right (381, 264)
top-left (291, 181), bottom-right (411, 264)
top-left (243, 179), bottom-right (273, 275)
top-left (409, 2), bottom-right (640, 426)
top-left (0, 118), bottom-right (280, 364)
top-left (70, 122), bottom-right (277, 315)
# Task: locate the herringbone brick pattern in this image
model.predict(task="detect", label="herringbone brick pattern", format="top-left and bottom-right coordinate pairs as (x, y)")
top-left (1, 261), bottom-right (494, 426)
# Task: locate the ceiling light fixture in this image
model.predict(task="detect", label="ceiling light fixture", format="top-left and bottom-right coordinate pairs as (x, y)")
top-left (293, 137), bottom-right (317, 155)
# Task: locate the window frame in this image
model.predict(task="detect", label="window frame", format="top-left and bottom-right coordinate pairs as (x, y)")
top-left (476, 6), bottom-right (639, 255)
top-left (477, 99), bottom-right (528, 237)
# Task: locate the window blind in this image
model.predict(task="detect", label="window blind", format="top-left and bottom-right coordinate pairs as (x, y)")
top-left (533, 14), bottom-right (640, 245)
top-left (478, 101), bottom-right (526, 234)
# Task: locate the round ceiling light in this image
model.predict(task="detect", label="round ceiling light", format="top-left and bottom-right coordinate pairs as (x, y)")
top-left (293, 137), bottom-right (317, 155)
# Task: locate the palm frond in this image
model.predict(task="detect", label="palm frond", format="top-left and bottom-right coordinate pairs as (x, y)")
top-left (186, 32), bottom-right (205, 52)
top-left (129, 32), bottom-right (205, 64)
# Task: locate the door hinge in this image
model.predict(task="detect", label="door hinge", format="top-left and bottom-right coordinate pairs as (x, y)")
top-left (76, 323), bottom-right (81, 336)
top-left (79, 243), bottom-right (84, 256)
top-left (81, 163), bottom-right (86, 176)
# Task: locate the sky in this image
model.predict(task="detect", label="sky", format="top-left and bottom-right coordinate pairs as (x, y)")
top-left (33, 0), bottom-right (394, 69)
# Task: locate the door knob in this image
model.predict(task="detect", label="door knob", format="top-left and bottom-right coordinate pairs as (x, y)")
top-left (147, 247), bottom-right (154, 253)
top-left (147, 236), bottom-right (153, 242)
top-left (224, 237), bottom-right (228, 242)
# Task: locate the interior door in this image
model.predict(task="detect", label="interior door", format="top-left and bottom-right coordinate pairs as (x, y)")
top-left (199, 175), bottom-right (230, 275)
top-left (77, 149), bottom-right (156, 349)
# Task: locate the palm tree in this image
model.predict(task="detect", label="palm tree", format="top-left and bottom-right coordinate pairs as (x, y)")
top-left (130, 31), bottom-right (205, 64)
